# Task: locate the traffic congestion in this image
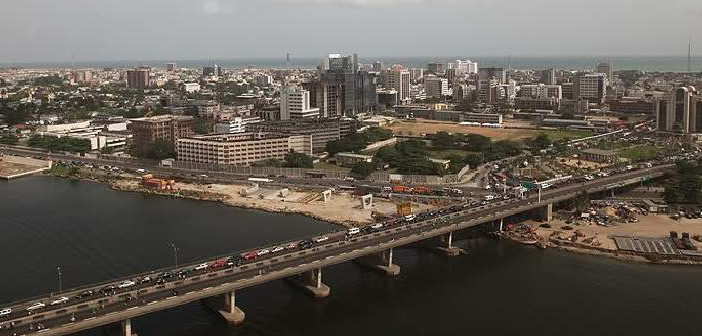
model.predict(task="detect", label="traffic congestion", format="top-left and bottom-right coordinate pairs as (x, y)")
top-left (0, 158), bottom-right (678, 335)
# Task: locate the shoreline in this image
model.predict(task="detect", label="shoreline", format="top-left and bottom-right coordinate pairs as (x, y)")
top-left (43, 171), bottom-right (702, 266)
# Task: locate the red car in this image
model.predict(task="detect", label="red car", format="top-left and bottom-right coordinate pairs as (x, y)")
top-left (243, 252), bottom-right (258, 261)
top-left (210, 258), bottom-right (228, 269)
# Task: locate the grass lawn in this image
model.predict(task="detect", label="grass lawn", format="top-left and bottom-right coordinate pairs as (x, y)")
top-left (618, 145), bottom-right (662, 162)
top-left (537, 130), bottom-right (593, 142)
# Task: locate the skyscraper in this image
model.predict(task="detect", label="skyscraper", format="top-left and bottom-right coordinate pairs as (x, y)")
top-left (126, 68), bottom-right (150, 89)
top-left (383, 65), bottom-right (411, 105)
top-left (317, 54), bottom-right (377, 117)
top-left (424, 75), bottom-right (449, 99)
top-left (656, 86), bottom-right (702, 134)
top-left (166, 63), bottom-right (177, 72)
top-left (596, 62), bottom-right (613, 87)
top-left (477, 67), bottom-right (505, 103)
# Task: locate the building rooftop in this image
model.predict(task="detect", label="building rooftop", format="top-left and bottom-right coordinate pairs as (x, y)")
top-left (581, 148), bottom-right (618, 156)
top-left (130, 115), bottom-right (194, 123)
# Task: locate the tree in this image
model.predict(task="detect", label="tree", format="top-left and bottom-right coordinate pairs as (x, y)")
top-left (254, 158), bottom-right (283, 167)
top-left (284, 152), bottom-right (313, 168)
top-left (530, 133), bottom-right (551, 150)
top-left (0, 133), bottom-right (18, 145)
top-left (351, 161), bottom-right (377, 179)
top-left (464, 153), bottom-right (483, 168)
top-left (432, 131), bottom-right (457, 149)
top-left (572, 190), bottom-right (590, 212)
top-left (193, 118), bottom-right (213, 135)
top-left (446, 154), bottom-right (467, 174)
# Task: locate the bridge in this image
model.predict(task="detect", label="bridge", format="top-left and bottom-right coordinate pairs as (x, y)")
top-left (0, 164), bottom-right (671, 336)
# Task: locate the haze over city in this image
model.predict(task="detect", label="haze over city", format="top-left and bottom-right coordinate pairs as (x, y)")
top-left (1, 0), bottom-right (700, 63)
top-left (3, 1), bottom-right (702, 336)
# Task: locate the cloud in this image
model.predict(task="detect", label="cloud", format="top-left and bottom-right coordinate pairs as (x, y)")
top-left (201, 0), bottom-right (233, 15)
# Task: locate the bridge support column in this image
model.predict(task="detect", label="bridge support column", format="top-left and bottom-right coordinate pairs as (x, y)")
top-left (540, 203), bottom-right (553, 223)
top-left (355, 248), bottom-right (401, 276)
top-left (288, 267), bottom-right (330, 298)
top-left (435, 231), bottom-right (462, 256)
top-left (121, 319), bottom-right (137, 336)
top-left (203, 291), bottom-right (245, 325)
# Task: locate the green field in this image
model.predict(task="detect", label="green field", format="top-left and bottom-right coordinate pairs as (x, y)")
top-left (313, 162), bottom-right (352, 172)
top-left (618, 145), bottom-right (662, 162)
top-left (428, 149), bottom-right (469, 159)
top-left (538, 130), bottom-right (593, 142)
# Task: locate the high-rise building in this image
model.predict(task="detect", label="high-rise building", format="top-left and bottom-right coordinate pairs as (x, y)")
top-left (427, 62), bottom-right (447, 75)
top-left (409, 68), bottom-right (424, 81)
top-left (424, 75), bottom-right (449, 99)
top-left (477, 67), bottom-right (505, 103)
top-left (382, 65), bottom-right (411, 105)
top-left (280, 86), bottom-right (320, 120)
top-left (453, 60), bottom-right (478, 74)
top-left (316, 54), bottom-right (377, 117)
top-left (130, 115), bottom-right (194, 151)
top-left (596, 62), bottom-right (614, 87)
top-left (540, 68), bottom-right (557, 85)
top-left (72, 70), bottom-right (92, 84)
top-left (656, 86), bottom-right (702, 134)
top-left (574, 73), bottom-right (606, 104)
top-left (203, 65), bottom-right (220, 77)
top-left (126, 68), bottom-right (150, 89)
top-left (166, 63), bottom-right (177, 72)
top-left (372, 61), bottom-right (384, 72)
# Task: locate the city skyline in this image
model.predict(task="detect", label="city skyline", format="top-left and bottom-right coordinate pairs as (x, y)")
top-left (1, 0), bottom-right (700, 63)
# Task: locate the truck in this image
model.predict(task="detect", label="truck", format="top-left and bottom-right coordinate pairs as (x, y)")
top-left (413, 186), bottom-right (430, 194)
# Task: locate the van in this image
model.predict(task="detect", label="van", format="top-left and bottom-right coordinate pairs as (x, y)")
top-left (483, 195), bottom-right (495, 201)
top-left (136, 168), bottom-right (146, 174)
top-left (404, 214), bottom-right (417, 221)
top-left (347, 228), bottom-right (360, 235)
top-left (0, 308), bottom-right (11, 318)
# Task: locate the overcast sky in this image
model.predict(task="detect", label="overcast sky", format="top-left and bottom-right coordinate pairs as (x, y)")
top-left (1, 0), bottom-right (700, 63)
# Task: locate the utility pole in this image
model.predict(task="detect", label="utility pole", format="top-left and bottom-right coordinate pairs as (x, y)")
top-left (170, 243), bottom-right (179, 268)
top-left (57, 266), bottom-right (63, 294)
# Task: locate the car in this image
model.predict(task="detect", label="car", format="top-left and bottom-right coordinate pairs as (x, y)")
top-left (227, 256), bottom-right (243, 267)
top-left (210, 259), bottom-right (228, 268)
top-left (404, 214), bottom-right (417, 221)
top-left (140, 276), bottom-right (152, 284)
top-left (382, 186), bottom-right (392, 192)
top-left (76, 290), bottom-right (94, 299)
top-left (343, 177), bottom-right (355, 181)
top-left (155, 278), bottom-right (167, 285)
top-left (286, 242), bottom-right (298, 249)
top-left (26, 302), bottom-right (45, 312)
top-left (315, 236), bottom-right (329, 243)
top-left (101, 286), bottom-right (117, 296)
top-left (0, 309), bottom-right (11, 318)
top-left (118, 280), bottom-right (136, 289)
top-left (50, 297), bottom-right (69, 306)
top-left (257, 249), bottom-right (271, 256)
top-left (370, 223), bottom-right (384, 231)
top-left (195, 263), bottom-right (209, 271)
top-left (347, 227), bottom-right (360, 236)
top-left (244, 251), bottom-right (259, 260)
top-left (298, 240), bottom-right (313, 249)
top-left (159, 272), bottom-right (173, 279)
top-left (271, 246), bottom-right (285, 253)
top-left (177, 269), bottom-right (190, 278)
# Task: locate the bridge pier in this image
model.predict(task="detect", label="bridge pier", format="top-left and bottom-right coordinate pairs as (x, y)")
top-left (288, 268), bottom-right (330, 298)
top-left (539, 203), bottom-right (553, 223)
top-left (355, 248), bottom-right (401, 276)
top-left (104, 319), bottom-right (138, 336)
top-left (203, 291), bottom-right (245, 325)
top-left (420, 231), bottom-right (463, 256)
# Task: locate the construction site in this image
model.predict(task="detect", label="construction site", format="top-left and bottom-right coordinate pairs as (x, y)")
top-left (112, 176), bottom-right (437, 227)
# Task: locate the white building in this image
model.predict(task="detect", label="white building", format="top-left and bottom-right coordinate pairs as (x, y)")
top-left (183, 83), bottom-right (201, 93)
top-left (383, 66), bottom-right (411, 104)
top-left (453, 60), bottom-right (478, 74)
top-left (280, 86), bottom-right (320, 120)
top-left (424, 75), bottom-right (449, 99)
top-left (214, 116), bottom-right (263, 134)
top-left (575, 73), bottom-right (606, 104)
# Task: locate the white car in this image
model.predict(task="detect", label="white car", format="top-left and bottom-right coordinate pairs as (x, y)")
top-left (347, 227), bottom-right (360, 235)
top-left (50, 297), bottom-right (69, 306)
top-left (0, 308), bottom-right (11, 318)
top-left (257, 249), bottom-right (271, 256)
top-left (371, 223), bottom-right (384, 230)
top-left (194, 263), bottom-right (209, 271)
top-left (286, 242), bottom-right (298, 249)
top-left (315, 236), bottom-right (329, 243)
top-left (26, 302), bottom-right (46, 312)
top-left (271, 246), bottom-right (285, 253)
top-left (118, 280), bottom-right (136, 289)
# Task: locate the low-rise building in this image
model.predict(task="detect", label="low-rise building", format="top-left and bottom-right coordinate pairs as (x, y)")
top-left (580, 148), bottom-right (618, 163)
top-left (335, 152), bottom-right (373, 167)
top-left (213, 116), bottom-right (262, 134)
top-left (176, 132), bottom-right (312, 166)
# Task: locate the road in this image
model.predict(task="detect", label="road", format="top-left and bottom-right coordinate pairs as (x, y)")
top-left (0, 164), bottom-right (670, 336)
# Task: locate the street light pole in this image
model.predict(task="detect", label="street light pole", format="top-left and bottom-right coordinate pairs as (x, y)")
top-left (170, 243), bottom-right (179, 268)
top-left (57, 266), bottom-right (63, 294)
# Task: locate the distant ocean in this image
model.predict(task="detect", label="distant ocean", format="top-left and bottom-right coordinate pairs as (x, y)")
top-left (1, 56), bottom-right (700, 72)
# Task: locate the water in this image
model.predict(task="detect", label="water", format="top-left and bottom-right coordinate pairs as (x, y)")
top-left (2, 56), bottom-right (701, 72)
top-left (2, 176), bottom-right (702, 335)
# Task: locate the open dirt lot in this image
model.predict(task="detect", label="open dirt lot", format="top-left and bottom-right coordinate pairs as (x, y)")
top-left (385, 119), bottom-right (544, 141)
top-left (531, 215), bottom-right (702, 250)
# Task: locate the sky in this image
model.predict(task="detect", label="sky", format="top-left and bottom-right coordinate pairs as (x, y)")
top-left (0, 0), bottom-right (700, 63)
